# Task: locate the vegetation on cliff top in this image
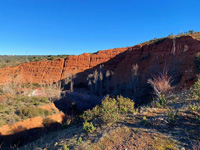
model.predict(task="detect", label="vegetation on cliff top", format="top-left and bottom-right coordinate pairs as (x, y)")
top-left (141, 30), bottom-right (200, 45)
top-left (0, 55), bottom-right (69, 68)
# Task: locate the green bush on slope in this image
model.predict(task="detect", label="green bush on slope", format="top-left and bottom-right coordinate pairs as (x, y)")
top-left (18, 107), bottom-right (51, 119)
top-left (81, 96), bottom-right (135, 124)
top-left (83, 121), bottom-right (96, 133)
top-left (190, 79), bottom-right (200, 100)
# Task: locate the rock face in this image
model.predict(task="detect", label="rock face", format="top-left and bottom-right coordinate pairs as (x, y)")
top-left (113, 36), bottom-right (200, 90)
top-left (0, 35), bottom-right (200, 90)
top-left (0, 48), bottom-right (128, 84)
top-left (73, 36), bottom-right (200, 91)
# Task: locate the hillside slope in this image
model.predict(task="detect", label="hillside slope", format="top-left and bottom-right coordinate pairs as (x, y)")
top-left (20, 90), bottom-right (200, 150)
top-left (0, 33), bottom-right (200, 149)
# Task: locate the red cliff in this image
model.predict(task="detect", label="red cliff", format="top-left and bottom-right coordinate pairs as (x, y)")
top-left (0, 35), bottom-right (200, 90)
top-left (0, 47), bottom-right (129, 84)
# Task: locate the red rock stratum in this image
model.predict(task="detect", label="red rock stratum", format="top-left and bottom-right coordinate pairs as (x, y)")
top-left (0, 35), bottom-right (200, 89)
top-left (0, 47), bottom-right (128, 84)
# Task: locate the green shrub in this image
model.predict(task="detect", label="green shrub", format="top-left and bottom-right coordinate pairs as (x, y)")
top-left (116, 96), bottom-right (135, 114)
top-left (155, 102), bottom-right (161, 108)
top-left (64, 117), bottom-right (72, 126)
top-left (77, 137), bottom-right (83, 145)
top-left (15, 96), bottom-right (49, 105)
top-left (31, 97), bottom-right (49, 104)
top-left (0, 104), bottom-right (5, 110)
top-left (189, 104), bottom-right (198, 111)
top-left (15, 96), bottom-right (28, 102)
top-left (18, 107), bottom-right (51, 119)
top-left (58, 55), bottom-right (69, 58)
top-left (82, 109), bottom-right (95, 122)
top-left (141, 116), bottom-right (149, 124)
top-left (32, 83), bottom-right (41, 88)
top-left (190, 79), bottom-right (200, 99)
top-left (166, 108), bottom-right (178, 123)
top-left (156, 95), bottom-right (167, 108)
top-left (159, 95), bottom-right (167, 106)
top-left (92, 105), bottom-right (100, 116)
top-left (83, 121), bottom-right (96, 133)
top-left (194, 52), bottom-right (200, 72)
top-left (0, 121), bottom-right (3, 127)
top-left (47, 55), bottom-right (56, 60)
top-left (5, 109), bottom-right (12, 114)
top-left (100, 97), bottom-right (119, 124)
top-left (188, 104), bottom-right (200, 122)
top-left (81, 96), bottom-right (135, 124)
top-left (41, 97), bottom-right (49, 103)
top-left (62, 145), bottom-right (69, 150)
top-left (189, 30), bottom-right (194, 34)
top-left (82, 105), bottom-right (100, 122)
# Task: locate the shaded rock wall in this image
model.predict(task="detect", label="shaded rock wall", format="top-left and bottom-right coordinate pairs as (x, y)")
top-left (113, 36), bottom-right (200, 89)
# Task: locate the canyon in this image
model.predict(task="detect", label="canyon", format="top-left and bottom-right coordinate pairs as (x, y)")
top-left (0, 35), bottom-right (200, 90)
top-left (0, 34), bottom-right (200, 149)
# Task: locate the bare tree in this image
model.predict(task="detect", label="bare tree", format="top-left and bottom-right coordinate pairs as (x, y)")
top-left (172, 36), bottom-right (176, 76)
top-left (93, 69), bottom-right (99, 94)
top-left (106, 70), bottom-right (111, 94)
top-left (70, 76), bottom-right (74, 92)
top-left (113, 75), bottom-right (118, 95)
top-left (63, 70), bottom-right (76, 93)
top-left (3, 74), bottom-right (24, 95)
top-left (87, 74), bottom-right (94, 94)
top-left (99, 70), bottom-right (103, 96)
top-left (131, 64), bottom-right (139, 98)
top-left (64, 71), bottom-right (72, 85)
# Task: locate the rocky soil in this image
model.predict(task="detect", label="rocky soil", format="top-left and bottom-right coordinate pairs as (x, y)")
top-left (19, 90), bottom-right (200, 150)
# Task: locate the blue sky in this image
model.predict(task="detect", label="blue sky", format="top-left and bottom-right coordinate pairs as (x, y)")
top-left (0, 0), bottom-right (199, 55)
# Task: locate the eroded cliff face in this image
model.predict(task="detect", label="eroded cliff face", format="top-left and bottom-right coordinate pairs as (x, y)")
top-left (60, 47), bottom-right (129, 79)
top-left (113, 36), bottom-right (200, 90)
top-left (73, 36), bottom-right (200, 91)
top-left (0, 35), bottom-right (199, 90)
top-left (0, 59), bottom-right (65, 84)
top-left (0, 47), bottom-right (129, 84)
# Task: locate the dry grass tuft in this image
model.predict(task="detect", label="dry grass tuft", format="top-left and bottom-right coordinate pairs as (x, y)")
top-left (148, 69), bottom-right (173, 96)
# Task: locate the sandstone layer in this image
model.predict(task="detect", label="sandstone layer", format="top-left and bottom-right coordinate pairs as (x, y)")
top-left (0, 48), bottom-right (128, 84)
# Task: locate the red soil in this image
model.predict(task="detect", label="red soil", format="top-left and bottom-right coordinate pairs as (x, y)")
top-left (0, 112), bottom-right (65, 136)
top-left (38, 103), bottom-right (59, 112)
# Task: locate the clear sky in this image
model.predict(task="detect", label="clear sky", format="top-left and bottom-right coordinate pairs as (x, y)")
top-left (0, 0), bottom-right (199, 55)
